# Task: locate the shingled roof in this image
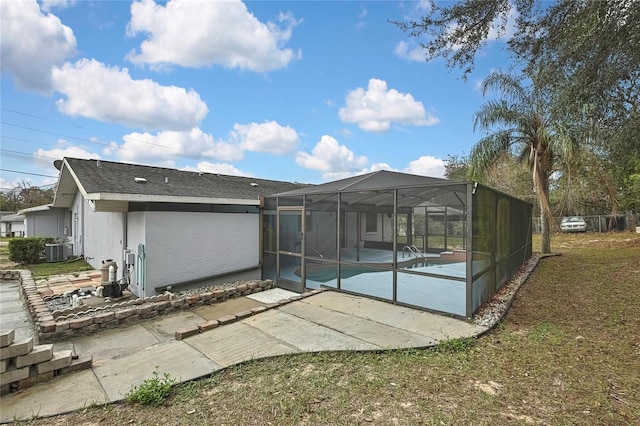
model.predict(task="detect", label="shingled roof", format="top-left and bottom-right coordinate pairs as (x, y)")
top-left (53, 158), bottom-right (306, 208)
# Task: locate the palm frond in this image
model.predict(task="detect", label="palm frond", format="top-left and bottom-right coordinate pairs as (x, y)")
top-left (469, 130), bottom-right (512, 180)
top-left (473, 100), bottom-right (522, 131)
top-left (481, 70), bottom-right (529, 105)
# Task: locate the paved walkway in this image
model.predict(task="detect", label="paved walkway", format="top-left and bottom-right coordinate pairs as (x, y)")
top-left (0, 283), bottom-right (486, 423)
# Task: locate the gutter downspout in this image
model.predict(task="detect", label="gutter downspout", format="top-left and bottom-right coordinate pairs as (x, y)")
top-left (154, 262), bottom-right (263, 293)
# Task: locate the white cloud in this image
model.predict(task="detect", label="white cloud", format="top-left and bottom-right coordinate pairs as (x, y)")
top-left (126, 0), bottom-right (301, 72)
top-left (112, 128), bottom-right (243, 164)
top-left (182, 162), bottom-right (252, 177)
top-left (40, 0), bottom-right (76, 12)
top-left (108, 120), bottom-right (300, 166)
top-left (322, 163), bottom-right (395, 181)
top-left (234, 121), bottom-right (299, 154)
top-left (296, 135), bottom-right (368, 178)
top-left (339, 78), bottom-right (439, 132)
top-left (52, 59), bottom-right (208, 131)
top-left (487, 4), bottom-right (519, 40)
top-left (356, 6), bottom-right (367, 29)
top-left (34, 144), bottom-right (100, 168)
top-left (394, 40), bottom-right (424, 62)
top-left (403, 155), bottom-right (446, 178)
top-left (0, 0), bottom-right (76, 93)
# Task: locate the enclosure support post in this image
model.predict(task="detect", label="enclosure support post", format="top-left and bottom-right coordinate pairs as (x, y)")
top-left (465, 183), bottom-right (474, 318)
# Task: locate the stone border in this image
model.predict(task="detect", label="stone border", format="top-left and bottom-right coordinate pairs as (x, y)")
top-left (1, 270), bottom-right (277, 343)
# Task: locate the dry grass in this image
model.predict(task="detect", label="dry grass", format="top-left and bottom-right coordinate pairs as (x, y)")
top-left (21, 232), bottom-right (640, 425)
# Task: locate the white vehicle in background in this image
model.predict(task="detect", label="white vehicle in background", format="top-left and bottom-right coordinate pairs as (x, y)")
top-left (560, 216), bottom-right (587, 233)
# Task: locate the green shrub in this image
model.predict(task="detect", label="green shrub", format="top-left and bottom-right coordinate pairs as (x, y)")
top-left (7, 237), bottom-right (55, 264)
top-left (125, 368), bottom-right (177, 406)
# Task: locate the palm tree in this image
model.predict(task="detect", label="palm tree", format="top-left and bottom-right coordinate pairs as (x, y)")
top-left (470, 70), bottom-right (577, 254)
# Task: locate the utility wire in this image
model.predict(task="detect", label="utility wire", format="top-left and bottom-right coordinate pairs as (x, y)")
top-left (2, 107), bottom-right (132, 142)
top-left (0, 168), bottom-right (58, 178)
top-left (1, 135), bottom-right (64, 149)
top-left (1, 149), bottom-right (60, 161)
top-left (1, 121), bottom-right (114, 148)
top-left (1, 107), bottom-right (178, 151)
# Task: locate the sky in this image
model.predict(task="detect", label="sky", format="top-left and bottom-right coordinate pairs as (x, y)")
top-left (0, 0), bottom-right (517, 191)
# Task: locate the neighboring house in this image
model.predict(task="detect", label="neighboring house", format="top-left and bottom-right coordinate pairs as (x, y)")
top-left (0, 212), bottom-right (26, 237)
top-left (18, 204), bottom-right (67, 239)
top-left (47, 158), bottom-right (303, 298)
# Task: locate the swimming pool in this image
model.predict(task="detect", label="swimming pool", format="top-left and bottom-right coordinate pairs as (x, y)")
top-left (302, 260), bottom-right (440, 283)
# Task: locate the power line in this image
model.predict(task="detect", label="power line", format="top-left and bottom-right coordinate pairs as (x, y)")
top-left (1, 108), bottom-right (179, 152)
top-left (1, 149), bottom-right (60, 161)
top-left (0, 181), bottom-right (55, 191)
top-left (1, 121), bottom-right (114, 148)
top-left (1, 135), bottom-right (62, 149)
top-left (0, 168), bottom-right (58, 178)
top-left (2, 107), bottom-right (131, 142)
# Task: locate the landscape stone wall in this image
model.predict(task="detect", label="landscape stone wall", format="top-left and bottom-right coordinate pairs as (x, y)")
top-left (0, 270), bottom-right (276, 343)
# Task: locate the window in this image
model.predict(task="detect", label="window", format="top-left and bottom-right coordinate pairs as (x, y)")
top-left (365, 212), bottom-right (377, 233)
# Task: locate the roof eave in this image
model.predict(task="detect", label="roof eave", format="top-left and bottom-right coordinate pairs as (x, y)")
top-left (18, 204), bottom-right (54, 215)
top-left (85, 193), bottom-right (260, 206)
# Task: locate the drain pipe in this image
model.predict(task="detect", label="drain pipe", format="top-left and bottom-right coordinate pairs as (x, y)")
top-left (155, 262), bottom-right (263, 293)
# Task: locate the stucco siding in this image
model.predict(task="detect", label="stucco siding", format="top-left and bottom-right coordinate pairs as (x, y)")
top-left (143, 211), bottom-right (259, 290)
top-left (25, 209), bottom-right (65, 238)
top-left (12, 219), bottom-right (26, 236)
top-left (82, 204), bottom-right (124, 271)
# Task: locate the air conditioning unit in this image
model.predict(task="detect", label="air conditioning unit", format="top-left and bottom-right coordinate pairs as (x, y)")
top-left (45, 244), bottom-right (69, 262)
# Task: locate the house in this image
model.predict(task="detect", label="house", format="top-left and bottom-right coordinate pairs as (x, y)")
top-left (45, 157), bottom-right (304, 298)
top-left (0, 212), bottom-right (26, 238)
top-left (263, 171), bottom-right (533, 318)
top-left (17, 204), bottom-right (66, 239)
top-left (31, 157), bottom-right (532, 318)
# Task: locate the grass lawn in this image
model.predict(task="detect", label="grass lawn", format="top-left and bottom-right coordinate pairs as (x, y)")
top-left (0, 238), bottom-right (94, 277)
top-left (21, 232), bottom-right (640, 425)
top-left (18, 258), bottom-right (95, 278)
top-left (0, 254), bottom-right (94, 278)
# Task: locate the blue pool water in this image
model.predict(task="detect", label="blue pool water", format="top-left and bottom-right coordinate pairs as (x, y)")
top-left (303, 262), bottom-right (438, 283)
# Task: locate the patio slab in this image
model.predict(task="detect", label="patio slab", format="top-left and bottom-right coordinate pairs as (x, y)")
top-left (303, 291), bottom-right (485, 340)
top-left (93, 340), bottom-right (221, 401)
top-left (0, 281), bottom-right (32, 341)
top-left (280, 302), bottom-right (436, 349)
top-left (246, 288), bottom-right (298, 303)
top-left (71, 324), bottom-right (163, 365)
top-left (0, 369), bottom-right (108, 422)
top-left (243, 308), bottom-right (380, 351)
top-left (142, 311), bottom-right (207, 343)
top-left (185, 321), bottom-right (299, 367)
top-left (192, 296), bottom-right (264, 320)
